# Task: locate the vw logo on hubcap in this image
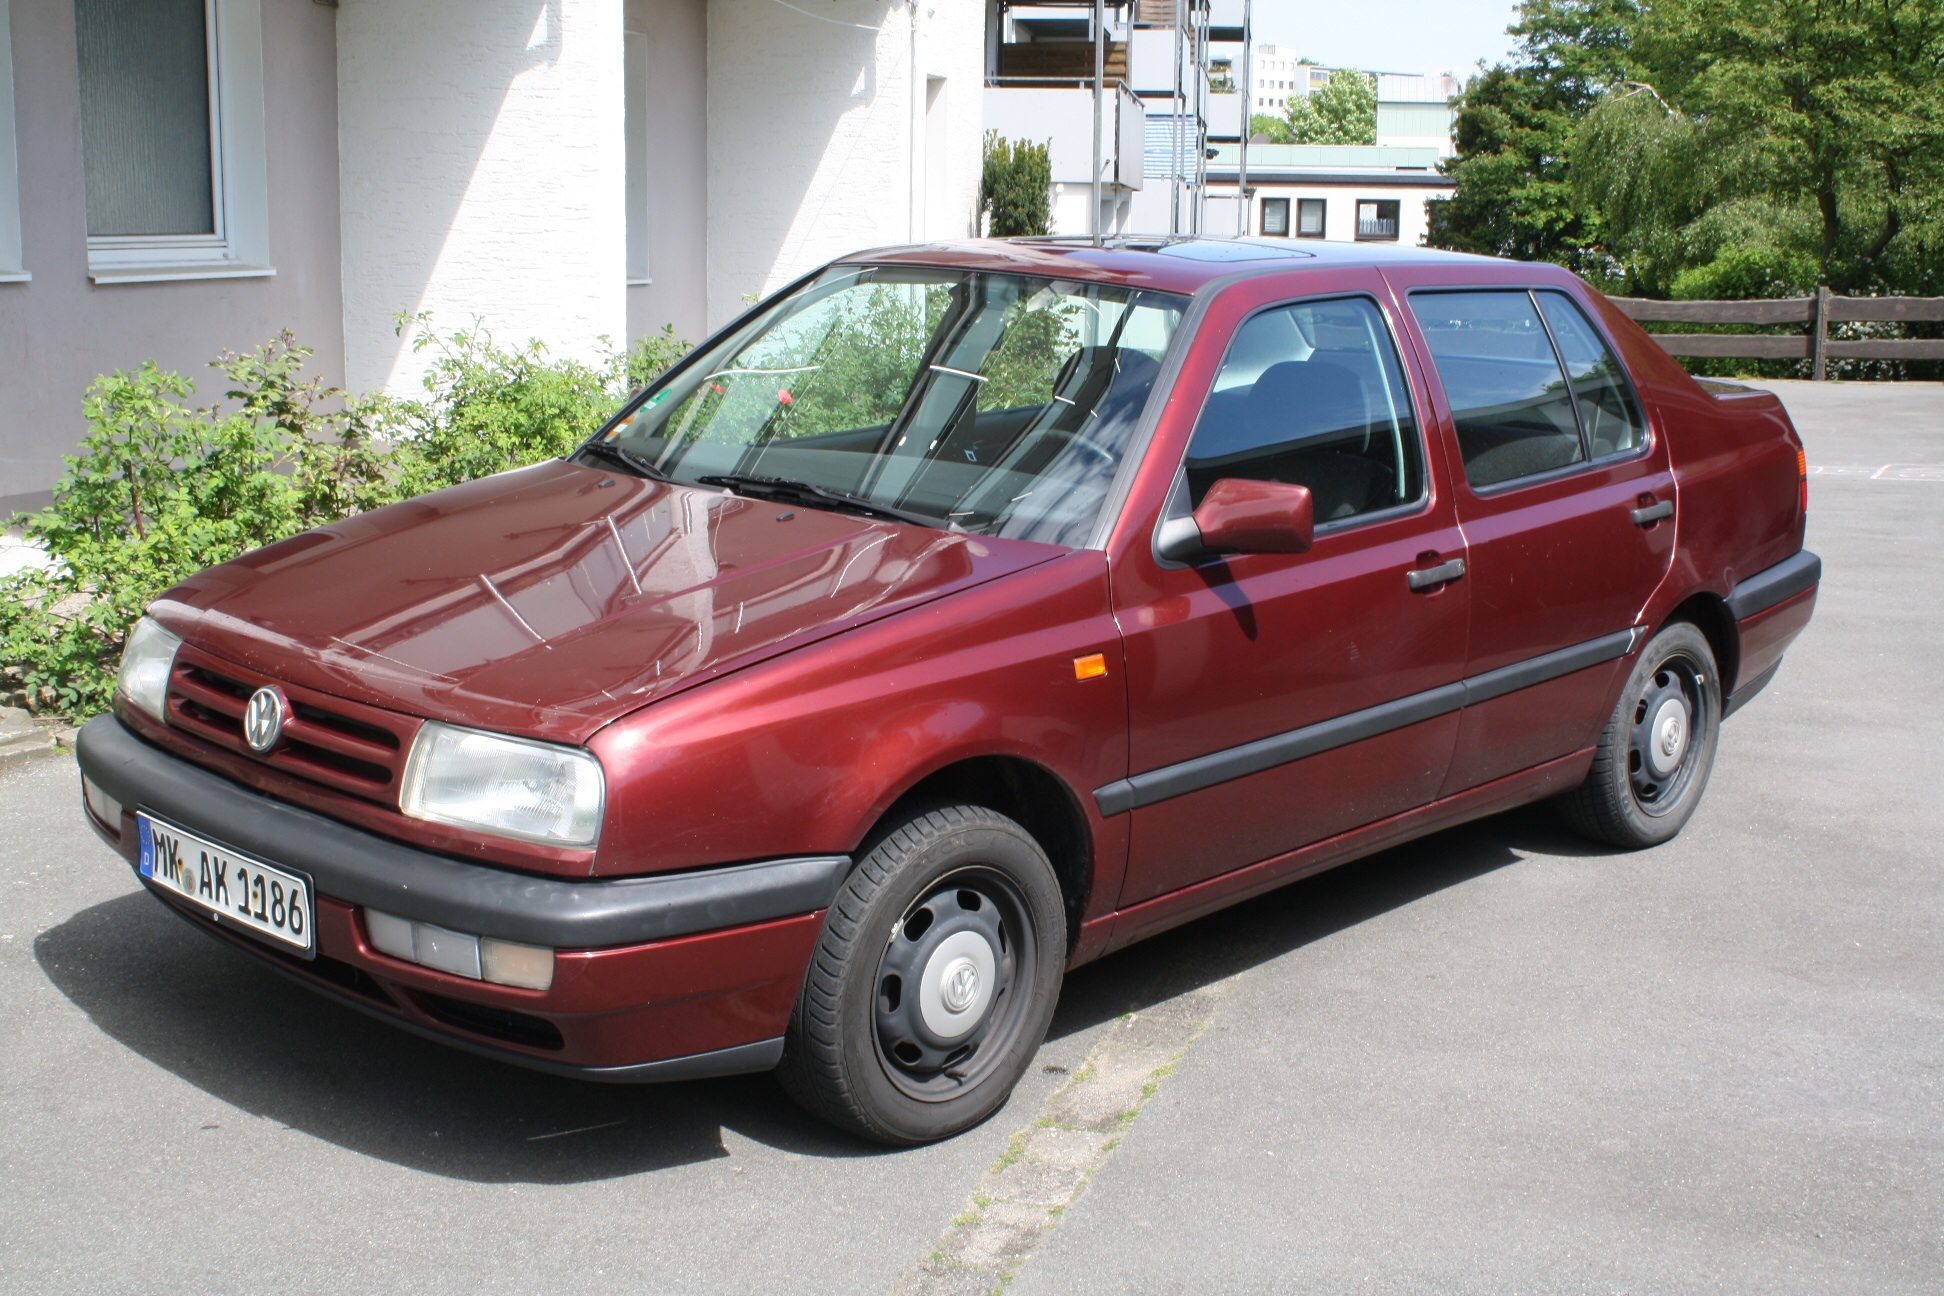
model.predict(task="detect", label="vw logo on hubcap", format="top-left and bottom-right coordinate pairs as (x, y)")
top-left (941, 959), bottom-right (981, 1014)
top-left (243, 687), bottom-right (286, 754)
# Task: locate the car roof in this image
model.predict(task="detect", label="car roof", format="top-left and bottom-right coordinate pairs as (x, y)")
top-left (839, 235), bottom-right (1505, 296)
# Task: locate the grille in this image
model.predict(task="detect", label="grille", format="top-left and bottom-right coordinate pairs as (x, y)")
top-left (164, 644), bottom-right (420, 804)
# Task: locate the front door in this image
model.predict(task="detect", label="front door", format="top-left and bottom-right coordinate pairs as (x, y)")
top-left (1111, 283), bottom-right (1471, 908)
top-left (1400, 285), bottom-right (1678, 795)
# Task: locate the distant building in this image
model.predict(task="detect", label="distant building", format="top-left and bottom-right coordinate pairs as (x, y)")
top-left (1207, 143), bottom-right (1456, 246)
top-left (1249, 43), bottom-right (1321, 114)
top-left (1374, 73), bottom-right (1461, 157)
top-left (986, 0), bottom-right (1248, 238)
top-left (1249, 50), bottom-right (1460, 158)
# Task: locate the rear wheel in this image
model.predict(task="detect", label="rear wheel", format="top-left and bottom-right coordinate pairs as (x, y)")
top-left (1559, 621), bottom-right (1722, 849)
top-left (777, 804), bottom-right (1065, 1145)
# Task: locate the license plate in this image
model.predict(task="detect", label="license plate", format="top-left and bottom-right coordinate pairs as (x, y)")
top-left (137, 813), bottom-right (315, 956)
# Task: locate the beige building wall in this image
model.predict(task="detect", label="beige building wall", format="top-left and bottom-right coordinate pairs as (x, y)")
top-left (0, 0), bottom-right (345, 513)
top-left (0, 0), bottom-right (992, 507)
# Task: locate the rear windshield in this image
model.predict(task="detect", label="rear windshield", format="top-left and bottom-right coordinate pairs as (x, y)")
top-left (590, 265), bottom-right (1185, 546)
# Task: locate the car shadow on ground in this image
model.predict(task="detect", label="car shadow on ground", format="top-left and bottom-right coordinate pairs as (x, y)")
top-left (1047, 803), bottom-right (1626, 1039)
top-left (35, 803), bottom-right (1609, 1184)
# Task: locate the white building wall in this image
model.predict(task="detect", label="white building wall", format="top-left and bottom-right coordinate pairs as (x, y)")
top-left (1249, 182), bottom-right (1447, 246)
top-left (705, 0), bottom-right (982, 330)
top-left (625, 0), bottom-right (708, 345)
top-left (1250, 43), bottom-right (1307, 113)
top-left (336, 0), bottom-right (627, 395)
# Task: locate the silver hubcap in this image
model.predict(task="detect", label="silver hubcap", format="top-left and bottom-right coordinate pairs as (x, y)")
top-left (918, 930), bottom-right (997, 1039)
top-left (1648, 697), bottom-right (1688, 777)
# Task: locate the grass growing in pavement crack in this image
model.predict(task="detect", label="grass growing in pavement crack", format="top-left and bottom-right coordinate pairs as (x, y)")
top-left (888, 979), bottom-right (1237, 1296)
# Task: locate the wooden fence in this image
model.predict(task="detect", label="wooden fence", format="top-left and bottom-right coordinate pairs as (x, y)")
top-left (1609, 287), bottom-right (1944, 379)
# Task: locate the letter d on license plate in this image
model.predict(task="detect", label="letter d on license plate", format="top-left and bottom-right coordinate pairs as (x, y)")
top-left (137, 813), bottom-right (315, 956)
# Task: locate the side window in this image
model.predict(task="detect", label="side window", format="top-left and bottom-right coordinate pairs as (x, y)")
top-left (1536, 291), bottom-right (1647, 459)
top-left (1412, 291), bottom-right (1585, 489)
top-left (1183, 297), bottom-right (1425, 525)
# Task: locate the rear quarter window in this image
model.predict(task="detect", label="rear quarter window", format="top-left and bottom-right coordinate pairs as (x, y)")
top-left (1410, 290), bottom-right (1585, 489)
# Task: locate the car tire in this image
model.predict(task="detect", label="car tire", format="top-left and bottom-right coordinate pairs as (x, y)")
top-left (776, 804), bottom-right (1066, 1146)
top-left (1559, 621), bottom-right (1723, 849)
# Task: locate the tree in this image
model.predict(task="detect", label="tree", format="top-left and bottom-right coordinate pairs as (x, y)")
top-left (1283, 68), bottom-right (1377, 145)
top-left (1573, 0), bottom-right (1944, 295)
top-left (1249, 113), bottom-right (1293, 143)
top-left (1427, 65), bottom-right (1602, 267)
top-left (1425, 0), bottom-right (1636, 270)
top-left (1433, 0), bottom-right (1944, 297)
top-left (980, 132), bottom-right (1052, 238)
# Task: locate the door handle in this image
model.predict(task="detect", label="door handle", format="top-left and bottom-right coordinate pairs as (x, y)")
top-left (1406, 557), bottom-right (1466, 591)
top-left (1631, 499), bottom-right (1674, 527)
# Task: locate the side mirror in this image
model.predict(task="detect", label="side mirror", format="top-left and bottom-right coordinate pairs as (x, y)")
top-left (1158, 477), bottom-right (1314, 561)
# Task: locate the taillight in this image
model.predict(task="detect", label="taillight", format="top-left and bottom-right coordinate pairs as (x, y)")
top-left (1797, 447), bottom-right (1808, 515)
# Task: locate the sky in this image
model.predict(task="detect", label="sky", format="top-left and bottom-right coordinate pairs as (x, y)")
top-left (1251, 0), bottom-right (1524, 78)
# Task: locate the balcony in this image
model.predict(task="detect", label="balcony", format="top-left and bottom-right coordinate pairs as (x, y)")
top-left (1205, 90), bottom-right (1241, 140)
top-left (994, 40), bottom-right (1127, 84)
top-left (983, 80), bottom-right (1147, 192)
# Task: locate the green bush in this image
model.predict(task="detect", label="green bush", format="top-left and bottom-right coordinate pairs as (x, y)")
top-left (1669, 246), bottom-right (1818, 303)
top-left (1, 321), bottom-right (690, 719)
top-left (980, 132), bottom-right (1052, 238)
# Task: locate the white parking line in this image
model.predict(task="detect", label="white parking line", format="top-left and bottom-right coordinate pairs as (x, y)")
top-left (1810, 464), bottom-right (1944, 481)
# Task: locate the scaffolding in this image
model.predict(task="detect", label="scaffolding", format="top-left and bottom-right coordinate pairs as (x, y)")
top-left (988, 0), bottom-right (1251, 239)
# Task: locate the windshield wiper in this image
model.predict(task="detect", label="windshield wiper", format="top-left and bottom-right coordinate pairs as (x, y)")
top-left (696, 474), bottom-right (940, 529)
top-left (579, 439), bottom-right (671, 481)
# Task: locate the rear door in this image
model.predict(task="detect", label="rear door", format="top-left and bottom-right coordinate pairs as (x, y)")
top-left (1398, 284), bottom-right (1677, 795)
top-left (1109, 274), bottom-right (1470, 907)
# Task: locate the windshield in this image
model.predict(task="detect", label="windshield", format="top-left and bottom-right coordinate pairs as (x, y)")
top-left (585, 265), bottom-right (1185, 546)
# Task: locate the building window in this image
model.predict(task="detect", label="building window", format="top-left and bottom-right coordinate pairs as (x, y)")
top-left (624, 30), bottom-right (649, 284)
top-left (1260, 197), bottom-right (1290, 237)
top-left (1355, 199), bottom-right (1400, 241)
top-left (74, 0), bottom-right (271, 283)
top-left (0, 0), bottom-right (25, 282)
top-left (1296, 198), bottom-right (1325, 238)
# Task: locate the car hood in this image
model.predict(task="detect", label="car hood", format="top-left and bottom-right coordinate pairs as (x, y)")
top-left (154, 460), bottom-right (1064, 744)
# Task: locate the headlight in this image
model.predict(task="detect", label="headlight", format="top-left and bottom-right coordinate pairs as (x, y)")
top-left (400, 722), bottom-right (605, 847)
top-left (116, 616), bottom-right (182, 722)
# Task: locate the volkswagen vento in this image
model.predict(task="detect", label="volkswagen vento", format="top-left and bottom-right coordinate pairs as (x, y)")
top-left (77, 237), bottom-right (1820, 1144)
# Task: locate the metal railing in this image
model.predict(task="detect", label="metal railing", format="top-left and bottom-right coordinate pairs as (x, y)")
top-left (1610, 288), bottom-right (1944, 379)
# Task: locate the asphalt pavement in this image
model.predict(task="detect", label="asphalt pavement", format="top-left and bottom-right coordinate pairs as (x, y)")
top-left (2, 379), bottom-right (1938, 1294)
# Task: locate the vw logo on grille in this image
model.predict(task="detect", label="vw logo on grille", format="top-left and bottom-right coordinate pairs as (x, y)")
top-left (243, 687), bottom-right (287, 754)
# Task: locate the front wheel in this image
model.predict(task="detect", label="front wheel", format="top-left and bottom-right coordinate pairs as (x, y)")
top-left (777, 805), bottom-right (1066, 1145)
top-left (1559, 621), bottom-right (1722, 849)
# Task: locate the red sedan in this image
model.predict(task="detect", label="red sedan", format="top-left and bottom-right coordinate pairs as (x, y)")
top-left (77, 237), bottom-right (1818, 1144)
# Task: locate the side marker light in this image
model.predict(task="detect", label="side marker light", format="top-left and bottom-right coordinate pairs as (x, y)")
top-left (1074, 653), bottom-right (1108, 681)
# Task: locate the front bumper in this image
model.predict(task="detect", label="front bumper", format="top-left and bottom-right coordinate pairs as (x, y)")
top-left (76, 714), bottom-right (845, 1081)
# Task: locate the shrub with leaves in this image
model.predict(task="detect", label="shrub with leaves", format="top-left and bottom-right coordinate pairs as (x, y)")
top-left (1, 321), bottom-right (691, 718)
top-left (0, 334), bottom-right (395, 716)
top-left (980, 132), bottom-right (1052, 238)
